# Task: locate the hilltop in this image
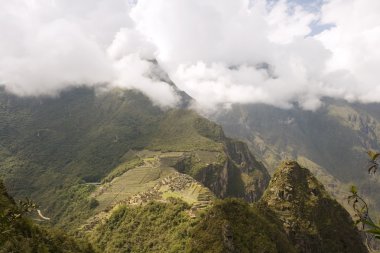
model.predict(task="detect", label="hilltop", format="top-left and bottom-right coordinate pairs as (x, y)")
top-left (261, 161), bottom-right (367, 253)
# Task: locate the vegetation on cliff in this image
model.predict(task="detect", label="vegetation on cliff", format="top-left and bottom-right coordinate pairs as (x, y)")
top-left (0, 179), bottom-right (94, 253)
top-left (188, 199), bottom-right (296, 253)
top-left (261, 161), bottom-right (368, 253)
top-left (90, 199), bottom-right (194, 253)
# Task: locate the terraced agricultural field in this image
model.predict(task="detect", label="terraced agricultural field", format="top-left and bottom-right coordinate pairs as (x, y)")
top-left (94, 164), bottom-right (176, 210)
top-left (160, 176), bottom-right (214, 205)
top-left (92, 150), bottom-right (216, 212)
top-left (193, 150), bottom-right (221, 164)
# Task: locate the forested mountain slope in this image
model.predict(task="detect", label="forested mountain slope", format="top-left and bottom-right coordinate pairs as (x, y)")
top-left (0, 86), bottom-right (269, 228)
top-left (0, 179), bottom-right (94, 252)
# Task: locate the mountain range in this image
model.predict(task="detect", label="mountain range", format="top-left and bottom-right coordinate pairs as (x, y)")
top-left (0, 81), bottom-right (377, 252)
top-left (214, 99), bottom-right (380, 217)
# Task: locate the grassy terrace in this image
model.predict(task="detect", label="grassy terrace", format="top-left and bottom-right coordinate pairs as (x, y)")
top-left (92, 150), bottom-right (215, 213)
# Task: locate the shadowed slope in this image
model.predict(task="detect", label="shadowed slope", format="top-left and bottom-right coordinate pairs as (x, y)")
top-left (261, 161), bottom-right (368, 253)
top-left (0, 180), bottom-right (94, 253)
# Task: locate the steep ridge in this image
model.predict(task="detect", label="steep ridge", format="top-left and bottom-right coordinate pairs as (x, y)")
top-left (261, 161), bottom-right (368, 253)
top-left (87, 185), bottom-right (295, 253)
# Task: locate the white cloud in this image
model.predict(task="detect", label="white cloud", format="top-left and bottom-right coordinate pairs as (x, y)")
top-left (316, 0), bottom-right (380, 103)
top-left (0, 0), bottom-right (179, 107)
top-left (0, 0), bottom-right (379, 110)
top-left (131, 0), bottom-right (329, 110)
top-left (0, 18), bottom-right (113, 96)
top-left (130, 0), bottom-right (380, 110)
top-left (111, 53), bottom-right (179, 107)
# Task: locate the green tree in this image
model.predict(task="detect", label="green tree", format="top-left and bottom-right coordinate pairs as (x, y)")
top-left (348, 150), bottom-right (380, 248)
top-left (0, 197), bottom-right (37, 238)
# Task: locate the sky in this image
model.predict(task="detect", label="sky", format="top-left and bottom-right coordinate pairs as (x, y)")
top-left (0, 0), bottom-right (379, 111)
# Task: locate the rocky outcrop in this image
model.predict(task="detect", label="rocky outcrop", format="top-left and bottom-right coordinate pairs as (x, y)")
top-left (261, 161), bottom-right (368, 253)
top-left (174, 139), bottom-right (270, 202)
top-left (225, 139), bottom-right (270, 200)
top-left (194, 162), bottom-right (230, 199)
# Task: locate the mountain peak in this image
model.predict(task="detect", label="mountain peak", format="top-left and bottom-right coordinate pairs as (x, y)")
top-left (264, 160), bottom-right (328, 203)
top-left (261, 161), bottom-right (368, 253)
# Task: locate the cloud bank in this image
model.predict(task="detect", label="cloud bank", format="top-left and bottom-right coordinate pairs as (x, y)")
top-left (0, 0), bottom-right (379, 110)
top-left (0, 0), bottom-right (179, 107)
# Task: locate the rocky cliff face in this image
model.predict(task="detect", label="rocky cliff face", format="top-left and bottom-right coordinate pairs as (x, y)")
top-left (173, 137), bottom-right (270, 202)
top-left (225, 139), bottom-right (270, 200)
top-left (192, 113), bottom-right (270, 201)
top-left (261, 161), bottom-right (368, 253)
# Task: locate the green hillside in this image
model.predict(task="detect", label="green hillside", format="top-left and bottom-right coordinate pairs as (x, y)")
top-left (0, 87), bottom-right (269, 229)
top-left (0, 179), bottom-right (94, 253)
top-left (89, 199), bottom-right (194, 253)
top-left (0, 87), bottom-right (370, 252)
top-left (87, 198), bottom-right (296, 253)
top-left (188, 199), bottom-right (296, 253)
top-left (85, 161), bottom-right (367, 253)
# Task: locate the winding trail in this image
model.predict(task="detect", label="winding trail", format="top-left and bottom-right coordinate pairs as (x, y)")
top-left (37, 209), bottom-right (51, 220)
